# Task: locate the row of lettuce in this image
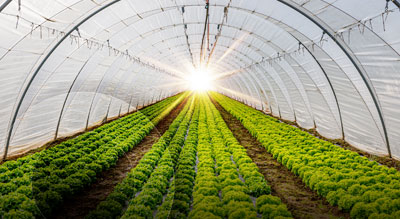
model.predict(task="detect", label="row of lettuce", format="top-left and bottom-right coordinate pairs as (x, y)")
top-left (0, 93), bottom-right (187, 218)
top-left (153, 97), bottom-right (199, 219)
top-left (212, 92), bottom-right (400, 219)
top-left (124, 96), bottom-right (197, 218)
top-left (189, 94), bottom-right (291, 219)
top-left (86, 95), bottom-right (196, 218)
top-left (86, 94), bottom-right (292, 219)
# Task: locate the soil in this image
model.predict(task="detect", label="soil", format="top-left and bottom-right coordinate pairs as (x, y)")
top-left (51, 96), bottom-right (189, 219)
top-left (211, 98), bottom-right (349, 219)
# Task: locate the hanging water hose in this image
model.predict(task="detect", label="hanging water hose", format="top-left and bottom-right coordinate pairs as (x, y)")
top-left (206, 0), bottom-right (232, 67)
top-left (200, 0), bottom-right (210, 66)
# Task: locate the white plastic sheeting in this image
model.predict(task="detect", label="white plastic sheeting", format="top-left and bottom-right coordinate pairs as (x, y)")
top-left (0, 0), bottom-right (400, 160)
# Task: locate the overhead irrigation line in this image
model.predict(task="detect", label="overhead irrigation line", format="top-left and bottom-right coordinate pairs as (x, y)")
top-left (214, 0), bottom-right (400, 81)
top-left (175, 1), bottom-right (196, 69)
top-left (206, 0), bottom-right (232, 67)
top-left (1, 11), bottom-right (182, 79)
top-left (199, 0), bottom-right (210, 66)
top-left (214, 37), bottom-right (334, 81)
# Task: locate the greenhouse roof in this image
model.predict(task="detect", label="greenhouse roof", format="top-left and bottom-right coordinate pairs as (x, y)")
top-left (0, 0), bottom-right (400, 160)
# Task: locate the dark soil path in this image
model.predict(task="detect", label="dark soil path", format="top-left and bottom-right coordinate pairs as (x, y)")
top-left (51, 97), bottom-right (189, 219)
top-left (211, 99), bottom-right (349, 219)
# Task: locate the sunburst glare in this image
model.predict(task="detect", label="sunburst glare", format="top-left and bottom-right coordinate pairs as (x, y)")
top-left (186, 68), bottom-right (213, 91)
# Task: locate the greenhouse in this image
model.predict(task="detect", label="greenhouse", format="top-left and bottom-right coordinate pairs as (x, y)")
top-left (1, 0), bottom-right (400, 218)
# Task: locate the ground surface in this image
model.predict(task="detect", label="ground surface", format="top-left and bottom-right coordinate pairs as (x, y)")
top-left (51, 97), bottom-right (189, 219)
top-left (212, 99), bottom-right (349, 219)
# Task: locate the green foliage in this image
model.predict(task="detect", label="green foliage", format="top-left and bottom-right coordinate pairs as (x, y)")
top-left (256, 195), bottom-right (282, 209)
top-left (0, 183), bottom-right (17, 195)
top-left (258, 204), bottom-right (292, 219)
top-left (326, 189), bottom-right (346, 206)
top-left (106, 192), bottom-right (128, 205)
top-left (85, 210), bottom-right (113, 219)
top-left (211, 92), bottom-right (400, 217)
top-left (96, 199), bottom-right (122, 217)
top-left (350, 202), bottom-right (378, 219)
top-left (222, 191), bottom-right (252, 204)
top-left (3, 209), bottom-right (34, 219)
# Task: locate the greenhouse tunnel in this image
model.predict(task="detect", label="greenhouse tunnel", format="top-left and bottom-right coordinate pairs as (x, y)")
top-left (1, 0), bottom-right (400, 162)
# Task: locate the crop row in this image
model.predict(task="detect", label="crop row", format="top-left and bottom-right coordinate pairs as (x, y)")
top-left (86, 96), bottom-right (196, 218)
top-left (188, 98), bottom-right (220, 219)
top-left (155, 98), bottom-right (200, 218)
top-left (212, 92), bottom-right (400, 219)
top-left (190, 94), bottom-right (291, 219)
top-left (120, 96), bottom-right (196, 218)
top-left (208, 95), bottom-right (292, 219)
top-left (0, 93), bottom-right (187, 217)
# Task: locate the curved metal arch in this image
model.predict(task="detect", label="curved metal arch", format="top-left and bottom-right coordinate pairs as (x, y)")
top-left (138, 1), bottom-right (390, 142)
top-left (206, 34), bottom-right (313, 120)
top-left (251, 63), bottom-right (296, 119)
top-left (60, 6), bottom-right (296, 68)
top-left (220, 80), bottom-right (241, 102)
top-left (200, 42), bottom-right (296, 115)
top-left (133, 30), bottom-right (332, 125)
top-left (299, 43), bottom-right (345, 138)
top-left (54, 58), bottom-right (91, 140)
top-left (0, 0), bottom-right (12, 12)
top-left (0, 0), bottom-right (108, 62)
top-left (164, 39), bottom-right (298, 119)
top-left (109, 61), bottom-right (165, 118)
top-left (85, 55), bottom-right (127, 130)
top-left (241, 68), bottom-right (273, 113)
top-left (12, 48), bottom-right (102, 140)
top-left (10, 19), bottom-right (312, 144)
top-left (120, 70), bottom-right (142, 114)
top-left (11, 18), bottom-right (322, 157)
top-left (244, 67), bottom-right (282, 117)
top-left (115, 22), bottom-right (336, 125)
top-left (57, 51), bottom-right (170, 141)
top-left (1, 4), bottom-right (178, 153)
top-left (282, 54), bottom-right (342, 131)
top-left (234, 71), bottom-right (260, 107)
top-left (243, 68), bottom-right (282, 116)
top-left (318, 0), bottom-right (400, 58)
top-left (3, 0), bottom-right (391, 158)
top-left (238, 4), bottom-right (386, 138)
top-left (276, 0), bottom-right (391, 156)
top-left (121, 29), bottom-right (328, 125)
top-left (3, 0), bottom-right (123, 159)
top-left (201, 2), bottom-right (388, 149)
top-left (103, 62), bottom-right (140, 120)
top-left (204, 19), bottom-right (375, 139)
top-left (229, 76), bottom-right (251, 104)
top-left (236, 71), bottom-right (265, 109)
top-left (91, 0), bottom-right (390, 116)
top-left (221, 77), bottom-right (244, 102)
top-left (22, 8), bottom-right (332, 125)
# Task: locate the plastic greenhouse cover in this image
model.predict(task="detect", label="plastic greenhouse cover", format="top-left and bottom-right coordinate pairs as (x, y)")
top-left (0, 0), bottom-right (399, 160)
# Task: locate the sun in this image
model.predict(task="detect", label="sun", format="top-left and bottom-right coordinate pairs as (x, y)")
top-left (187, 68), bottom-right (213, 91)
